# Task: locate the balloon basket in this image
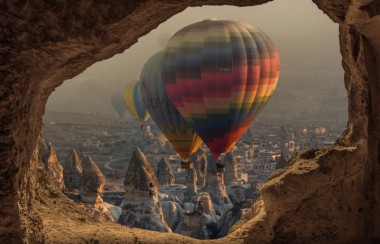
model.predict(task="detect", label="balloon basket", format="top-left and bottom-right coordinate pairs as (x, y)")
top-left (181, 161), bottom-right (193, 169)
top-left (216, 162), bottom-right (225, 173)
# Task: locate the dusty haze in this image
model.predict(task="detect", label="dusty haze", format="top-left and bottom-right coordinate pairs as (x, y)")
top-left (46, 0), bottom-right (347, 122)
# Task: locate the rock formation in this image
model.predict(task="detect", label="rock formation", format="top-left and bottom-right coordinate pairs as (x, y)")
top-left (39, 137), bottom-right (49, 156)
top-left (160, 201), bottom-right (184, 231)
top-left (227, 184), bottom-right (255, 205)
top-left (184, 167), bottom-right (198, 202)
top-left (39, 138), bottom-right (65, 190)
top-left (118, 147), bottom-right (171, 232)
top-left (177, 192), bottom-right (217, 239)
top-left (190, 148), bottom-right (208, 188)
top-left (217, 207), bottom-right (245, 238)
top-left (206, 155), bottom-right (233, 215)
top-left (156, 157), bottom-right (175, 185)
top-left (63, 149), bottom-right (83, 190)
top-left (1, 1), bottom-right (380, 243)
top-left (195, 192), bottom-right (217, 220)
top-left (80, 155), bottom-right (106, 207)
top-left (79, 203), bottom-right (115, 223)
top-left (223, 152), bottom-right (238, 186)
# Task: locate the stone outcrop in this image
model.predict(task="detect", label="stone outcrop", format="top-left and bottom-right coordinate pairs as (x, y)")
top-left (160, 201), bottom-right (184, 231)
top-left (80, 155), bottom-right (106, 207)
top-left (39, 138), bottom-right (65, 190)
top-left (79, 203), bottom-right (115, 223)
top-left (177, 192), bottom-right (218, 239)
top-left (190, 148), bottom-right (208, 188)
top-left (206, 155), bottom-right (233, 215)
top-left (63, 149), bottom-right (83, 190)
top-left (217, 207), bottom-right (245, 238)
top-left (223, 153), bottom-right (238, 186)
top-left (184, 167), bottom-right (198, 202)
top-left (195, 192), bottom-right (217, 220)
top-left (1, 1), bottom-right (380, 243)
top-left (156, 157), bottom-right (174, 185)
top-left (227, 184), bottom-right (258, 205)
top-left (118, 147), bottom-right (171, 232)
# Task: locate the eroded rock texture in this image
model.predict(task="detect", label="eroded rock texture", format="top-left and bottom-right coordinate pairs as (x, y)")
top-left (156, 157), bottom-right (175, 186)
top-left (185, 167), bottom-right (198, 202)
top-left (206, 155), bottom-right (233, 215)
top-left (190, 148), bottom-right (208, 188)
top-left (223, 153), bottom-right (238, 186)
top-left (0, 0), bottom-right (379, 243)
top-left (80, 155), bottom-right (106, 206)
top-left (119, 147), bottom-right (171, 233)
top-left (39, 138), bottom-right (65, 190)
top-left (63, 149), bottom-right (83, 190)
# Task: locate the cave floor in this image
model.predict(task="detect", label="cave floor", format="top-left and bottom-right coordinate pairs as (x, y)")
top-left (34, 181), bottom-right (244, 244)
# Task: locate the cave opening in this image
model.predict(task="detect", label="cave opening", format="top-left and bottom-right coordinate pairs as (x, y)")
top-left (40, 0), bottom-right (347, 240)
top-left (2, 0), bottom-right (379, 243)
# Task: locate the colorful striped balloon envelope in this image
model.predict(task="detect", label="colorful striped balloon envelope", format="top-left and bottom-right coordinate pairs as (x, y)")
top-left (123, 80), bottom-right (150, 123)
top-left (140, 51), bottom-right (202, 160)
top-left (162, 19), bottom-right (280, 159)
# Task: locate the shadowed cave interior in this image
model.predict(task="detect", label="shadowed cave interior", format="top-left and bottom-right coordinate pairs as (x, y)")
top-left (0, 0), bottom-right (379, 243)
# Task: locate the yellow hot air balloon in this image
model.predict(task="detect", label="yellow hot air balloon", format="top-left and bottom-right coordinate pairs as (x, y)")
top-left (123, 80), bottom-right (150, 123)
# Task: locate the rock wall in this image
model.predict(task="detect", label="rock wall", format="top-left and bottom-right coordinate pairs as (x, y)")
top-left (0, 0), bottom-right (379, 243)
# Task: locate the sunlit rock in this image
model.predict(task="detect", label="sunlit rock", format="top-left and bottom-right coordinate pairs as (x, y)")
top-left (40, 138), bottom-right (65, 190)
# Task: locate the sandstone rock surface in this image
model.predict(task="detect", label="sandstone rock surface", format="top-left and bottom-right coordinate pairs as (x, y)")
top-left (190, 148), bottom-right (208, 188)
top-left (118, 147), bottom-right (171, 233)
top-left (39, 138), bottom-right (65, 190)
top-left (223, 153), bottom-right (237, 186)
top-left (156, 157), bottom-right (175, 186)
top-left (206, 155), bottom-right (233, 215)
top-left (161, 201), bottom-right (184, 231)
top-left (80, 155), bottom-right (106, 206)
top-left (185, 167), bottom-right (198, 202)
top-left (63, 149), bottom-right (83, 190)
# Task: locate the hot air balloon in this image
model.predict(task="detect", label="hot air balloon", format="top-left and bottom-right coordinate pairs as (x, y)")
top-left (110, 91), bottom-right (126, 117)
top-left (162, 19), bottom-right (280, 159)
top-left (123, 80), bottom-right (150, 124)
top-left (140, 51), bottom-right (202, 166)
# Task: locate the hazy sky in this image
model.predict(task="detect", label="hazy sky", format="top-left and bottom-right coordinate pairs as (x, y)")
top-left (46, 0), bottom-right (345, 118)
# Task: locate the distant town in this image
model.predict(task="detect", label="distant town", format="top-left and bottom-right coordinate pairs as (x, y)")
top-left (43, 111), bottom-right (346, 190)
top-left (40, 110), bottom-right (346, 238)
